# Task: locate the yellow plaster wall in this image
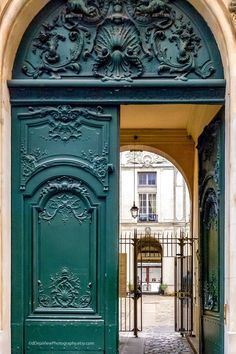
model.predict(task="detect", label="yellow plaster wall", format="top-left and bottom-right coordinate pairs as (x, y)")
top-left (120, 104), bottom-right (222, 195)
top-left (120, 128), bottom-right (195, 195)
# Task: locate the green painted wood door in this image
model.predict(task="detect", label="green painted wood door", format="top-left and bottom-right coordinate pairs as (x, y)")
top-left (11, 104), bottom-right (119, 353)
top-left (198, 110), bottom-right (225, 353)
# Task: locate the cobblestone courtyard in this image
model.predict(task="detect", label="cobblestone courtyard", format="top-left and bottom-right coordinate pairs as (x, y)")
top-left (120, 295), bottom-right (193, 353)
top-left (142, 295), bottom-right (193, 353)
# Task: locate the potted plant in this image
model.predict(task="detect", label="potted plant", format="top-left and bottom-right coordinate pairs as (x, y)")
top-left (160, 283), bottom-right (168, 295)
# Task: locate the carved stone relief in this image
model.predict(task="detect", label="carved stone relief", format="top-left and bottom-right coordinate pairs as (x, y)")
top-left (125, 151), bottom-right (166, 167)
top-left (18, 0), bottom-right (219, 81)
top-left (38, 267), bottom-right (92, 308)
top-left (229, 1), bottom-right (236, 27)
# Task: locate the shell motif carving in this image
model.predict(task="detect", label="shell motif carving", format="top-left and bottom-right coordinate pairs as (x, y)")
top-left (19, 0), bottom-right (218, 81)
top-left (38, 267), bottom-right (92, 308)
top-left (93, 20), bottom-right (144, 81)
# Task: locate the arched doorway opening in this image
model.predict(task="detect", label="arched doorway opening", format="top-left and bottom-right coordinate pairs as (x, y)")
top-left (119, 150), bottom-right (193, 350)
top-left (137, 233), bottom-right (163, 294)
top-left (4, 0), bottom-right (227, 353)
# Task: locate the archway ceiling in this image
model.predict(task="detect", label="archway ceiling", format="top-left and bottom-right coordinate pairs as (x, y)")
top-left (120, 104), bottom-right (222, 142)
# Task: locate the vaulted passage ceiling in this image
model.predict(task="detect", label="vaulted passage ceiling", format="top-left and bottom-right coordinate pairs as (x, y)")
top-left (120, 104), bottom-right (222, 142)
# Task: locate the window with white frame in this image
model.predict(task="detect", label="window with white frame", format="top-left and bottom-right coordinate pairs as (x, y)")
top-left (138, 193), bottom-right (157, 222)
top-left (138, 172), bottom-right (156, 186)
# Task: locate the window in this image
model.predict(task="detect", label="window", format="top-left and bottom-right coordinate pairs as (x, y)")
top-left (138, 193), bottom-right (158, 222)
top-left (138, 172), bottom-right (156, 186)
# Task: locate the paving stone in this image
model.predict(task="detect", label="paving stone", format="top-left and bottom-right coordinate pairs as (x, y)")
top-left (141, 295), bottom-right (193, 354)
top-left (120, 295), bottom-right (194, 354)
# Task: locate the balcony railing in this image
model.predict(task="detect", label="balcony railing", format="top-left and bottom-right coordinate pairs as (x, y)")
top-left (138, 213), bottom-right (158, 222)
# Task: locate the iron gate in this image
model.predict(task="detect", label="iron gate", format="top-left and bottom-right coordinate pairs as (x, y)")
top-left (119, 229), bottom-right (194, 336)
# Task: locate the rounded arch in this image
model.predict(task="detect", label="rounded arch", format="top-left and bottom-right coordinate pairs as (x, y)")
top-left (0, 0), bottom-right (235, 353)
top-left (1, 0), bottom-right (233, 83)
top-left (137, 236), bottom-right (163, 258)
top-left (120, 144), bottom-right (192, 200)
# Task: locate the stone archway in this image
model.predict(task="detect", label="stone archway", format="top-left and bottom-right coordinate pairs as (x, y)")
top-left (1, 1), bottom-right (236, 353)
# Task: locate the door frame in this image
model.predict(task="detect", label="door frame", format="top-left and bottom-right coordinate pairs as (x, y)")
top-left (9, 81), bottom-right (225, 353)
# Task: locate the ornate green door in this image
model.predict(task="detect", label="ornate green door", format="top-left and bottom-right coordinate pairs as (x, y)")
top-left (9, 0), bottom-right (226, 353)
top-left (11, 104), bottom-right (119, 353)
top-left (198, 110), bottom-right (225, 353)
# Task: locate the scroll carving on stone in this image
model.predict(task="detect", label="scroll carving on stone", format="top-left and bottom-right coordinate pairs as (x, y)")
top-left (38, 267), bottom-right (92, 308)
top-left (18, 0), bottom-right (219, 81)
top-left (229, 1), bottom-right (236, 28)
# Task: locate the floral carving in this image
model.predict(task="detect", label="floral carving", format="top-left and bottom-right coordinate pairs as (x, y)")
top-left (21, 145), bottom-right (47, 177)
top-left (18, 0), bottom-right (218, 81)
top-left (38, 267), bottom-right (92, 308)
top-left (40, 176), bottom-right (89, 196)
top-left (93, 20), bottom-right (144, 81)
top-left (45, 105), bottom-right (82, 142)
top-left (19, 106), bottom-right (111, 190)
top-left (39, 192), bottom-right (91, 223)
top-left (147, 15), bottom-right (215, 80)
top-left (22, 20), bottom-right (86, 79)
top-left (125, 151), bottom-right (165, 167)
top-left (81, 143), bottom-right (109, 181)
top-left (39, 177), bottom-right (91, 223)
top-left (33, 105), bottom-right (105, 142)
top-left (204, 272), bottom-right (218, 311)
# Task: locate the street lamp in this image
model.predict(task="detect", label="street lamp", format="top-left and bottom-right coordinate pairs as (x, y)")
top-left (130, 141), bottom-right (139, 219)
top-left (130, 201), bottom-right (139, 219)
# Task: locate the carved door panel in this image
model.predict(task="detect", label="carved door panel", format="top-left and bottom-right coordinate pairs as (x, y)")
top-left (198, 110), bottom-right (224, 354)
top-left (11, 104), bottom-right (119, 353)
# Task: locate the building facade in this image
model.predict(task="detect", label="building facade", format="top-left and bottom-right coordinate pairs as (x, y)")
top-left (120, 151), bottom-right (190, 294)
